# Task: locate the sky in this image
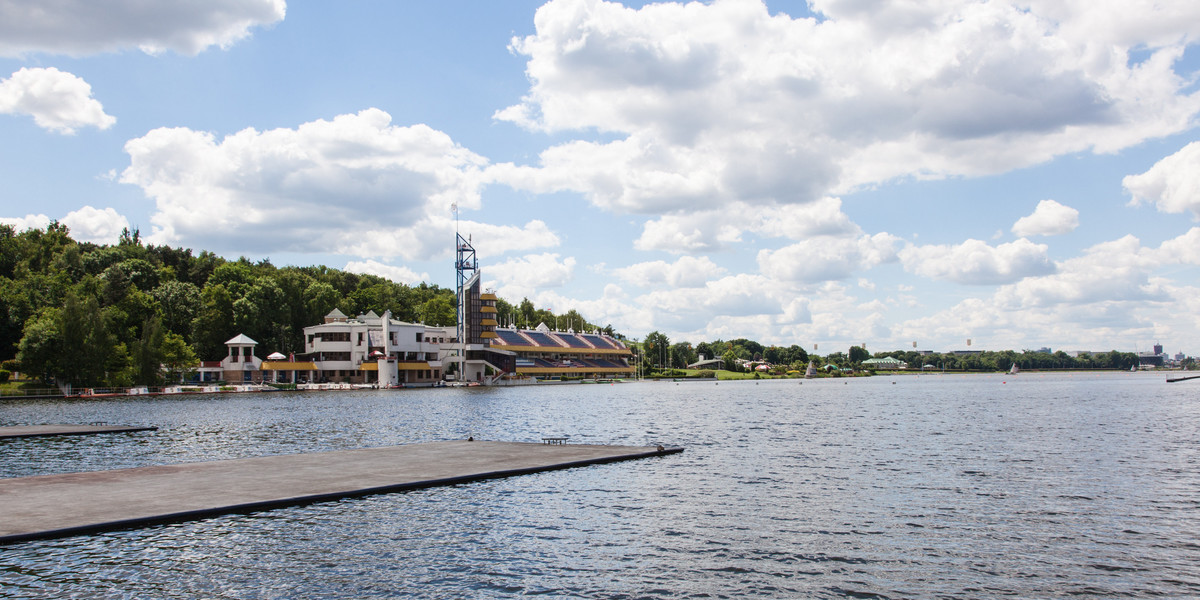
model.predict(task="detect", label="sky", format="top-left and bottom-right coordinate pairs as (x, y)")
top-left (2, 0), bottom-right (1199, 356)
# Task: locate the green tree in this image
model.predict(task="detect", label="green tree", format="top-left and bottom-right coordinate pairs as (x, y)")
top-left (518, 298), bottom-right (536, 328)
top-left (130, 315), bottom-right (166, 385)
top-left (643, 331), bottom-right (671, 370)
top-left (419, 295), bottom-right (456, 326)
top-left (670, 342), bottom-right (695, 369)
top-left (493, 297), bottom-right (514, 327)
top-left (152, 280), bottom-right (201, 339)
top-left (235, 276), bottom-right (287, 348)
top-left (161, 332), bottom-right (199, 383)
top-left (721, 349), bottom-right (740, 373)
top-left (16, 308), bottom-right (62, 383)
top-left (304, 281), bottom-right (341, 325)
top-left (729, 338), bottom-right (764, 360)
top-left (59, 291), bottom-right (117, 386)
top-left (0, 224), bottom-right (19, 279)
top-left (192, 284), bottom-right (235, 360)
top-left (849, 345), bottom-right (869, 364)
top-left (784, 344), bottom-right (809, 365)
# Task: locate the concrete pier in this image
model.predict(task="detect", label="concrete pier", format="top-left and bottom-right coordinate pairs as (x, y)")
top-left (0, 440), bottom-right (681, 544)
top-left (0, 425), bottom-right (158, 439)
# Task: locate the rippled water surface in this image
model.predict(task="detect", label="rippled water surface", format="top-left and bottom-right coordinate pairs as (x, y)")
top-left (2, 373), bottom-right (1198, 598)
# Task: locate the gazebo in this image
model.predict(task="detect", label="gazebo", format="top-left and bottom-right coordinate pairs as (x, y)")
top-left (862, 356), bottom-right (906, 370)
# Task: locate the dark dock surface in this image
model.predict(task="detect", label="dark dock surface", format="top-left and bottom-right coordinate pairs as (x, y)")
top-left (0, 440), bottom-right (681, 544)
top-left (0, 425), bottom-right (158, 439)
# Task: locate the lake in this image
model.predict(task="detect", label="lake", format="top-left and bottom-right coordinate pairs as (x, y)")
top-left (1, 372), bottom-right (1197, 599)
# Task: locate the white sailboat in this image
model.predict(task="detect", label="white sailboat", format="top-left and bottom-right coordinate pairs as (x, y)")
top-left (1009, 363), bottom-right (1019, 375)
top-left (805, 360), bottom-right (816, 378)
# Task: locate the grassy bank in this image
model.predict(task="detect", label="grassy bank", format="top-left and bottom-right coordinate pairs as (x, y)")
top-left (0, 380), bottom-right (61, 397)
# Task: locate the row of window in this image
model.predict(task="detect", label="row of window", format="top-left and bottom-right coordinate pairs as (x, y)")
top-left (317, 369), bottom-right (440, 379)
top-left (308, 332), bottom-right (455, 346)
top-left (311, 352), bottom-right (441, 363)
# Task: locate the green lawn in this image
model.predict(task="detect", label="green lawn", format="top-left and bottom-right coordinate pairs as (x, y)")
top-left (0, 379), bottom-right (60, 396)
top-left (646, 369), bottom-right (799, 380)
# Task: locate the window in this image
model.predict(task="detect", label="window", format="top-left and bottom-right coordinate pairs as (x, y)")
top-left (357, 332), bottom-right (364, 346)
top-left (415, 332), bottom-right (423, 343)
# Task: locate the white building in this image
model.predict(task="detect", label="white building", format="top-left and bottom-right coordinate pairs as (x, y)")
top-left (265, 308), bottom-right (447, 385)
top-left (222, 334), bottom-right (262, 383)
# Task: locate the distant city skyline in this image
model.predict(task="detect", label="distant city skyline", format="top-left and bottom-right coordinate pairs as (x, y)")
top-left (2, 0), bottom-right (1198, 355)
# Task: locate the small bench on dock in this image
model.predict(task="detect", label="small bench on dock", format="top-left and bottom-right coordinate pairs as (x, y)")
top-left (541, 436), bottom-right (569, 445)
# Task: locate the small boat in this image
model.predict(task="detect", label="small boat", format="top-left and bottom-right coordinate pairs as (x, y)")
top-left (805, 361), bottom-right (816, 379)
top-left (1009, 364), bottom-right (1019, 375)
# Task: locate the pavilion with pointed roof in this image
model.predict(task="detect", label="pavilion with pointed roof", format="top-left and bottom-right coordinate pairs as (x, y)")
top-left (221, 333), bottom-right (262, 383)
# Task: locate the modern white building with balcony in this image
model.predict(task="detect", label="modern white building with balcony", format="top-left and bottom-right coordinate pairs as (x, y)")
top-left (289, 308), bottom-right (446, 385)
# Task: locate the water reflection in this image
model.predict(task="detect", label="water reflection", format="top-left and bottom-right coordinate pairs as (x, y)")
top-left (2, 374), bottom-right (1199, 598)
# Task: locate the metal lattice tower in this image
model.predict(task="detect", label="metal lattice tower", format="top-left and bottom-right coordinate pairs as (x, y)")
top-left (455, 232), bottom-right (477, 379)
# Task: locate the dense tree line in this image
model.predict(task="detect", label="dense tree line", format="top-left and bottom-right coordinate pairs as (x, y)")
top-left (867, 348), bottom-right (1140, 372)
top-left (634, 333), bottom-right (812, 374)
top-left (0, 224), bottom-right (606, 388)
top-left (633, 330), bottom-right (1141, 375)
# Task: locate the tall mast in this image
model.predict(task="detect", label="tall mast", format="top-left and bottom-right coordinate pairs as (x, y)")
top-left (454, 204), bottom-right (477, 382)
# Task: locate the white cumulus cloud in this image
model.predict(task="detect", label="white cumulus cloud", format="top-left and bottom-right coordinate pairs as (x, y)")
top-left (900, 238), bottom-right (1056, 285)
top-left (634, 210), bottom-right (745, 254)
top-left (1, 207), bottom-right (127, 243)
top-left (758, 233), bottom-right (903, 284)
top-left (1124, 141), bottom-right (1200, 218)
top-left (0, 0), bottom-right (286, 57)
top-left (0, 213), bottom-right (51, 232)
top-left (0, 67), bottom-right (115, 134)
top-left (344, 260), bottom-right (428, 286)
top-left (895, 228), bottom-right (1200, 351)
top-left (487, 253), bottom-right (577, 300)
top-left (991, 235), bottom-right (1163, 307)
top-left (120, 108), bottom-right (496, 261)
top-left (614, 256), bottom-right (726, 289)
top-left (494, 0), bottom-right (1200, 238)
top-left (1012, 199), bottom-right (1080, 237)
top-left (61, 206), bottom-right (130, 244)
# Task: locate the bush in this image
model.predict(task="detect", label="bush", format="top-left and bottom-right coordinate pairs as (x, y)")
top-left (696, 370), bottom-right (715, 378)
top-left (0, 359), bottom-right (18, 372)
top-left (0, 370), bottom-right (8, 383)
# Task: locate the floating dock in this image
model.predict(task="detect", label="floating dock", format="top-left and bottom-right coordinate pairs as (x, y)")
top-left (0, 425), bottom-right (158, 439)
top-left (0, 440), bottom-right (681, 544)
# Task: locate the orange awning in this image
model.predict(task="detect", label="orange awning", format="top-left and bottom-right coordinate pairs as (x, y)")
top-left (261, 362), bottom-right (318, 371)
